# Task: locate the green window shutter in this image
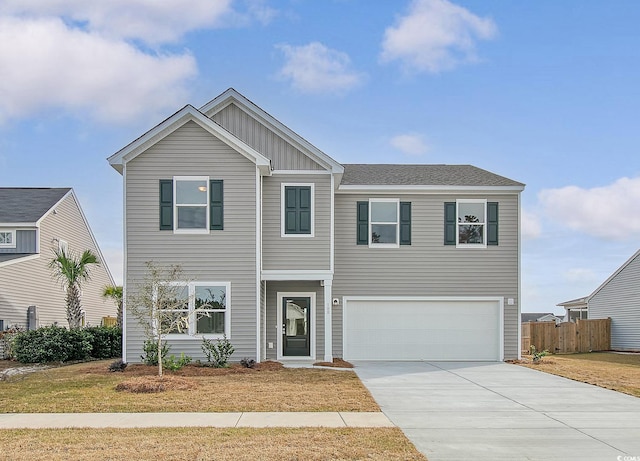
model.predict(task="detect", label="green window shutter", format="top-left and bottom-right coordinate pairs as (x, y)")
top-left (284, 186), bottom-right (311, 234)
top-left (487, 202), bottom-right (498, 245)
top-left (210, 180), bottom-right (224, 230)
top-left (357, 201), bottom-right (369, 245)
top-left (400, 202), bottom-right (411, 245)
top-left (159, 180), bottom-right (173, 230)
top-left (444, 202), bottom-right (456, 245)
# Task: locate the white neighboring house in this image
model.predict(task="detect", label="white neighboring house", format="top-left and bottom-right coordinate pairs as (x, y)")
top-left (0, 188), bottom-right (116, 330)
top-left (521, 312), bottom-right (564, 325)
top-left (558, 249), bottom-right (640, 352)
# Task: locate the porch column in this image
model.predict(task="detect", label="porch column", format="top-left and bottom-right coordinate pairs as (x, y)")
top-left (323, 279), bottom-right (333, 362)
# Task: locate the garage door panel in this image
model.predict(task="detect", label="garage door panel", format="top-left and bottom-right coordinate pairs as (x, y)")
top-left (344, 299), bottom-right (501, 361)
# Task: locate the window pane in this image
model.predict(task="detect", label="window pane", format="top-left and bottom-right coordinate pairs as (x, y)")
top-left (371, 223), bottom-right (397, 244)
top-left (157, 284), bottom-right (188, 310)
top-left (160, 310), bottom-right (189, 334)
top-left (176, 180), bottom-right (207, 204)
top-left (459, 224), bottom-right (484, 244)
top-left (0, 232), bottom-right (12, 244)
top-left (194, 285), bottom-right (226, 309)
top-left (177, 206), bottom-right (206, 229)
top-left (458, 202), bottom-right (485, 223)
top-left (196, 312), bottom-right (225, 334)
top-left (371, 201), bottom-right (397, 222)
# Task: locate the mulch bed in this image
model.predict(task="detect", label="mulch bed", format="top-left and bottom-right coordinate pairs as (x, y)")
top-left (84, 360), bottom-right (285, 377)
top-left (313, 358), bottom-right (354, 368)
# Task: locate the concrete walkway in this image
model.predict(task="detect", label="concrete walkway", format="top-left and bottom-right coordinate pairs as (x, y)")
top-left (354, 361), bottom-right (640, 461)
top-left (0, 411), bottom-right (393, 429)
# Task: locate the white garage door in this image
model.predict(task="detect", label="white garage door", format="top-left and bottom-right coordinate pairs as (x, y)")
top-left (343, 298), bottom-right (502, 361)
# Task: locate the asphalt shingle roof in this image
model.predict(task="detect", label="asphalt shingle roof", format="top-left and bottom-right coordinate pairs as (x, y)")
top-left (341, 164), bottom-right (524, 187)
top-left (0, 188), bottom-right (70, 223)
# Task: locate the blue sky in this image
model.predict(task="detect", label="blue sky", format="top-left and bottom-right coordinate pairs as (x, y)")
top-left (1, 0), bottom-right (639, 313)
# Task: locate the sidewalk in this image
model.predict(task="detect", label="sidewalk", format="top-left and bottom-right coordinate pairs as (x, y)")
top-left (0, 412), bottom-right (394, 429)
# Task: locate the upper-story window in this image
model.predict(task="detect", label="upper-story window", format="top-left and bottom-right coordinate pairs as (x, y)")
top-left (370, 199), bottom-right (399, 247)
top-left (444, 200), bottom-right (498, 247)
top-left (175, 177), bottom-right (209, 232)
top-left (0, 230), bottom-right (16, 248)
top-left (356, 200), bottom-right (411, 247)
top-left (282, 184), bottom-right (314, 237)
top-left (159, 177), bottom-right (223, 233)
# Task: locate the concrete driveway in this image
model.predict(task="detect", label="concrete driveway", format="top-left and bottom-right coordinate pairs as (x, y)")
top-left (354, 361), bottom-right (640, 461)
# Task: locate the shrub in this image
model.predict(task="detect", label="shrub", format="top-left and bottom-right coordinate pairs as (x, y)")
top-left (108, 359), bottom-right (127, 372)
top-left (530, 345), bottom-right (549, 363)
top-left (12, 325), bottom-right (92, 363)
top-left (201, 334), bottom-right (234, 368)
top-left (141, 340), bottom-right (170, 366)
top-left (163, 353), bottom-right (192, 371)
top-left (85, 326), bottom-right (122, 359)
top-left (240, 357), bottom-right (256, 369)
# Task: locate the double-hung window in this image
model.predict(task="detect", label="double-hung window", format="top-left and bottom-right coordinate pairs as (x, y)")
top-left (370, 199), bottom-right (399, 247)
top-left (174, 176), bottom-right (209, 232)
top-left (156, 281), bottom-right (230, 337)
top-left (0, 230), bottom-right (16, 248)
top-left (282, 184), bottom-right (314, 237)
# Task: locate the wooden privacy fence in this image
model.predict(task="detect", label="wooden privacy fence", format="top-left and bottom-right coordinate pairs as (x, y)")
top-left (522, 318), bottom-right (611, 355)
top-left (102, 316), bottom-right (118, 327)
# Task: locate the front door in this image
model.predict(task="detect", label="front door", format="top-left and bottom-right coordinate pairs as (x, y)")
top-left (282, 297), bottom-right (311, 356)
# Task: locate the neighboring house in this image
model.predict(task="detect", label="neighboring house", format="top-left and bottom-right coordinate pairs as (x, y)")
top-left (556, 297), bottom-right (588, 322)
top-left (108, 88), bottom-right (525, 363)
top-left (521, 312), bottom-right (564, 324)
top-left (558, 249), bottom-right (640, 351)
top-left (0, 188), bottom-right (115, 329)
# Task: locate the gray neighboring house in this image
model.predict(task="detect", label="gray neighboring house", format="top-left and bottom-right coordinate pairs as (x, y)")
top-left (0, 188), bottom-right (115, 329)
top-left (108, 88), bottom-right (525, 363)
top-left (559, 249), bottom-right (640, 351)
top-left (521, 312), bottom-right (564, 324)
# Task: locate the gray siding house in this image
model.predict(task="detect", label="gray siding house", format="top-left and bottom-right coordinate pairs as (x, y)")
top-left (109, 89), bottom-right (524, 363)
top-left (0, 188), bottom-right (116, 329)
top-left (559, 249), bottom-right (640, 351)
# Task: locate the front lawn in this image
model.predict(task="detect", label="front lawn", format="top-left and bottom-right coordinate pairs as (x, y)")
top-left (518, 352), bottom-right (640, 397)
top-left (0, 360), bottom-right (379, 412)
top-left (0, 427), bottom-right (427, 461)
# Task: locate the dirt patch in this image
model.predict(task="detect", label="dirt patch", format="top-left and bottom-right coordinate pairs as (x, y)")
top-left (313, 358), bottom-right (354, 368)
top-left (115, 376), bottom-right (198, 393)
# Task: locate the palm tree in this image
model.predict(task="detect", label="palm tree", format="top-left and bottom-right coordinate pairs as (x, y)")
top-left (102, 285), bottom-right (123, 328)
top-left (49, 248), bottom-right (99, 329)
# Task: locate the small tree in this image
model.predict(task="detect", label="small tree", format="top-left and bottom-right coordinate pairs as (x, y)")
top-left (49, 248), bottom-right (99, 329)
top-left (128, 262), bottom-right (210, 377)
top-left (102, 285), bottom-right (123, 328)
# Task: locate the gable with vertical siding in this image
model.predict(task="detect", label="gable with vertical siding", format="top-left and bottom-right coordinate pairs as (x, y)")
top-left (212, 103), bottom-right (325, 171)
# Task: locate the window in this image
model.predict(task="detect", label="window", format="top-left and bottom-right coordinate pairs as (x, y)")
top-left (159, 178), bottom-right (223, 232)
top-left (356, 200), bottom-right (411, 246)
top-left (175, 176), bottom-right (209, 232)
top-left (58, 239), bottom-right (68, 254)
top-left (0, 230), bottom-right (16, 248)
top-left (444, 200), bottom-right (498, 247)
top-left (370, 199), bottom-right (399, 246)
top-left (281, 184), bottom-right (314, 237)
top-left (155, 281), bottom-right (230, 337)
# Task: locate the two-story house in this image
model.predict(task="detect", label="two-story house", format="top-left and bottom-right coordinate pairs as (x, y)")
top-left (0, 188), bottom-right (115, 330)
top-left (109, 89), bottom-right (524, 363)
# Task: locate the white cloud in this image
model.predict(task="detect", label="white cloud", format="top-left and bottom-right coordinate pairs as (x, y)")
top-left (0, 0), bottom-right (233, 44)
top-left (521, 209), bottom-right (542, 240)
top-left (0, 16), bottom-right (196, 123)
top-left (539, 176), bottom-right (640, 240)
top-left (563, 268), bottom-right (598, 283)
top-left (390, 133), bottom-right (429, 156)
top-left (277, 42), bottom-right (365, 94)
top-left (380, 0), bottom-right (497, 73)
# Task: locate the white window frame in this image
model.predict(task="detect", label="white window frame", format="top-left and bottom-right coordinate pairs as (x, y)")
top-left (368, 198), bottom-right (400, 248)
top-left (456, 199), bottom-right (487, 248)
top-left (281, 183), bottom-right (315, 238)
top-left (173, 176), bottom-right (210, 235)
top-left (58, 239), bottom-right (68, 254)
top-left (155, 281), bottom-right (231, 339)
top-left (0, 230), bottom-right (16, 248)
